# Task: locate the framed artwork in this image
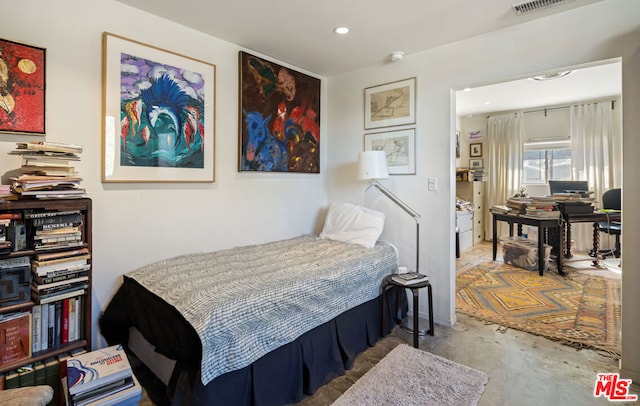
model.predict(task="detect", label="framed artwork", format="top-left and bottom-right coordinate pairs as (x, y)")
top-left (468, 129), bottom-right (483, 140)
top-left (469, 158), bottom-right (483, 169)
top-left (239, 51), bottom-right (320, 173)
top-left (364, 77), bottom-right (416, 130)
top-left (0, 38), bottom-right (46, 135)
top-left (456, 130), bottom-right (460, 158)
top-left (102, 32), bottom-right (216, 183)
top-left (470, 142), bottom-right (483, 157)
top-left (364, 128), bottom-right (415, 175)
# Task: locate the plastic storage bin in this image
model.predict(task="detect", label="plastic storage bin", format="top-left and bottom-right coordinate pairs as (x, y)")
top-left (501, 236), bottom-right (551, 271)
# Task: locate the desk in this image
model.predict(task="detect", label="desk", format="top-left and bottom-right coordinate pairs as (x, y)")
top-left (381, 275), bottom-right (434, 348)
top-left (561, 211), bottom-right (621, 265)
top-left (492, 212), bottom-right (564, 276)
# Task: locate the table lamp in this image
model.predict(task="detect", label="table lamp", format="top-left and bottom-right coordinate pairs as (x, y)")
top-left (358, 151), bottom-right (421, 274)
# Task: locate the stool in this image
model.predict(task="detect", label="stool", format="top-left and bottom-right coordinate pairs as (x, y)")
top-left (381, 275), bottom-right (434, 348)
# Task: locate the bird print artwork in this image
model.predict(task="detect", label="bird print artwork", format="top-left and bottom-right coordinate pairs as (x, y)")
top-left (118, 51), bottom-right (208, 169)
top-left (0, 39), bottom-right (45, 134)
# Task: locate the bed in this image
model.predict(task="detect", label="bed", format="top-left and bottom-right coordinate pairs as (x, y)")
top-left (100, 204), bottom-right (408, 405)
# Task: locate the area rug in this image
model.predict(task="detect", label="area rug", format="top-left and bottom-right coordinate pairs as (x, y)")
top-left (332, 344), bottom-right (489, 406)
top-left (456, 260), bottom-right (621, 356)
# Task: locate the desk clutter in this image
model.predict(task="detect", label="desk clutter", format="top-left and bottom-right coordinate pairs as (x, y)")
top-left (491, 192), bottom-right (595, 219)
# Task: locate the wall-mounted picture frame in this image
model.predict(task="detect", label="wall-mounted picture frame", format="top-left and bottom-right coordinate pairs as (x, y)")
top-left (364, 128), bottom-right (415, 175)
top-left (468, 129), bottom-right (483, 140)
top-left (456, 130), bottom-right (460, 158)
top-left (364, 77), bottom-right (415, 130)
top-left (470, 142), bottom-right (483, 157)
top-left (0, 38), bottom-right (46, 135)
top-left (239, 51), bottom-right (321, 173)
top-left (469, 158), bottom-right (483, 169)
top-left (102, 32), bottom-right (216, 183)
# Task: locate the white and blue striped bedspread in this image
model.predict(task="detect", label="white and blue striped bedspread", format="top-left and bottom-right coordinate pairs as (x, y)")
top-left (126, 235), bottom-right (397, 385)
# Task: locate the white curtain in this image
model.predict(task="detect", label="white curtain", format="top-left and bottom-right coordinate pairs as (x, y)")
top-left (570, 102), bottom-right (622, 251)
top-left (486, 112), bottom-right (524, 240)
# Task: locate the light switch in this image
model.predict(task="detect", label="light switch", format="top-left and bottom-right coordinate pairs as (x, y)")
top-left (428, 177), bottom-right (438, 191)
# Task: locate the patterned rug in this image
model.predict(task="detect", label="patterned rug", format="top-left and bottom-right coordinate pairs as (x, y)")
top-left (456, 260), bottom-right (621, 356)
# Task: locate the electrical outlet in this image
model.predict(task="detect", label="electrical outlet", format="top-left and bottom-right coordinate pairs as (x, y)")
top-left (428, 177), bottom-right (438, 191)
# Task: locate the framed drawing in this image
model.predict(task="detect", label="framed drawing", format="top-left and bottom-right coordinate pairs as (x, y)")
top-left (0, 38), bottom-right (46, 135)
top-left (470, 142), bottom-right (482, 157)
top-left (102, 32), bottom-right (216, 183)
top-left (364, 128), bottom-right (415, 175)
top-left (468, 129), bottom-right (483, 140)
top-left (469, 158), bottom-right (483, 169)
top-left (239, 51), bottom-right (320, 173)
top-left (364, 77), bottom-right (415, 130)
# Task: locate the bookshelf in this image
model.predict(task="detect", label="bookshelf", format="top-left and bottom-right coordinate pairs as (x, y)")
top-left (0, 198), bottom-right (92, 376)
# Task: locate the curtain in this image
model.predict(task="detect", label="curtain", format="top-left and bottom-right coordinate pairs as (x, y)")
top-left (486, 112), bottom-right (524, 240)
top-left (570, 102), bottom-right (621, 251)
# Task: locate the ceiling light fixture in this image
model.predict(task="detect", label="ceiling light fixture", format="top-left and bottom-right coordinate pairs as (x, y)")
top-left (334, 26), bottom-right (349, 35)
top-left (390, 51), bottom-right (405, 62)
top-left (532, 70), bottom-right (572, 81)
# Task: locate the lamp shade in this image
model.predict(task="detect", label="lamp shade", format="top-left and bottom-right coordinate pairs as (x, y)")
top-left (358, 151), bottom-right (389, 180)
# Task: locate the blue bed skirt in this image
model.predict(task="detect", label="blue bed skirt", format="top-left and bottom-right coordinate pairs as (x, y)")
top-left (173, 288), bottom-right (407, 405)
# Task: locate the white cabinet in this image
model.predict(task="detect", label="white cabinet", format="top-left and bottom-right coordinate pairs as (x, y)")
top-left (457, 181), bottom-right (485, 245)
top-left (456, 210), bottom-right (473, 251)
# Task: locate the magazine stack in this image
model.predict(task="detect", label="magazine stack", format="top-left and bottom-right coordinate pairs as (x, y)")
top-left (64, 344), bottom-right (141, 406)
top-left (8, 141), bottom-right (86, 199)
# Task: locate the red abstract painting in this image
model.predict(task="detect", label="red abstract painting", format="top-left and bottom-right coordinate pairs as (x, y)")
top-left (0, 38), bottom-right (46, 135)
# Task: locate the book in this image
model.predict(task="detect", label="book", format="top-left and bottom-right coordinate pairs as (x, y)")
top-left (18, 364), bottom-right (35, 387)
top-left (67, 344), bottom-right (133, 396)
top-left (33, 268), bottom-right (89, 285)
top-left (32, 304), bottom-right (42, 353)
top-left (34, 360), bottom-right (47, 387)
top-left (0, 312), bottom-right (32, 364)
top-left (43, 357), bottom-right (60, 405)
top-left (391, 272), bottom-right (429, 286)
top-left (41, 303), bottom-right (49, 351)
top-left (33, 286), bottom-right (87, 305)
top-left (72, 375), bottom-right (135, 405)
top-left (33, 254), bottom-right (90, 274)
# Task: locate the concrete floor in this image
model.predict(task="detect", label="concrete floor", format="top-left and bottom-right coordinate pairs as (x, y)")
top-left (392, 241), bottom-right (639, 406)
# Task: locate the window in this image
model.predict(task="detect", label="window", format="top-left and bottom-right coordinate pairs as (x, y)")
top-left (523, 139), bottom-right (571, 184)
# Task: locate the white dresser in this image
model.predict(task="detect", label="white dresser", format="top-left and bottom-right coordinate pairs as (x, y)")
top-left (456, 181), bottom-right (485, 245)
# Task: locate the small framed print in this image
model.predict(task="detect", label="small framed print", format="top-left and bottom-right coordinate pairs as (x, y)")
top-left (364, 128), bottom-right (415, 175)
top-left (470, 142), bottom-right (482, 157)
top-left (364, 77), bottom-right (416, 129)
top-left (469, 158), bottom-right (483, 169)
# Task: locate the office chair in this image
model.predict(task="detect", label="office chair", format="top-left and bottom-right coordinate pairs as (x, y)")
top-left (597, 188), bottom-right (621, 258)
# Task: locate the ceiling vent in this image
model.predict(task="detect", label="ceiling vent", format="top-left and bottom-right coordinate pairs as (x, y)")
top-left (512, 0), bottom-right (572, 14)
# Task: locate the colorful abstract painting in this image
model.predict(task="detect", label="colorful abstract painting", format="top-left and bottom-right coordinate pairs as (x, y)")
top-left (0, 38), bottom-right (45, 135)
top-left (102, 33), bottom-right (215, 183)
top-left (239, 51), bottom-right (320, 173)
top-left (119, 53), bottom-right (206, 169)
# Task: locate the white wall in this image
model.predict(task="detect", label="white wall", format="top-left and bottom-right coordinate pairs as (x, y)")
top-left (0, 0), bottom-right (328, 348)
top-left (327, 0), bottom-right (640, 381)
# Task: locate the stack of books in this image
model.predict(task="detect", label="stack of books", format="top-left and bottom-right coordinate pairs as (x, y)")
top-left (8, 141), bottom-right (86, 199)
top-left (25, 210), bottom-right (85, 252)
top-left (524, 197), bottom-right (560, 218)
top-left (391, 272), bottom-right (429, 286)
top-left (505, 197), bottom-right (531, 214)
top-left (65, 344), bottom-right (141, 406)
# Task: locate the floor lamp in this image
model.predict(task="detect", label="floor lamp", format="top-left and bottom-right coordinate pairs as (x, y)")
top-left (358, 151), bottom-right (421, 274)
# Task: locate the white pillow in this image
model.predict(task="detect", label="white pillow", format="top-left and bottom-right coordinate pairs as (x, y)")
top-left (319, 203), bottom-right (385, 248)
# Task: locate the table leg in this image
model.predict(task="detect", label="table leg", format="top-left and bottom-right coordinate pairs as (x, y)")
top-left (492, 215), bottom-right (498, 260)
top-left (537, 228), bottom-right (545, 276)
top-left (427, 284), bottom-right (434, 336)
top-left (557, 223), bottom-right (564, 275)
top-left (592, 222), bottom-right (602, 267)
top-left (566, 221), bottom-right (573, 258)
top-left (412, 289), bottom-right (419, 348)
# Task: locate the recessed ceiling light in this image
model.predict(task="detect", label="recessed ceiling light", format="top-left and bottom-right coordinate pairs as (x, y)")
top-left (463, 87), bottom-right (472, 92)
top-left (532, 71), bottom-right (572, 81)
top-left (334, 27), bottom-right (349, 35)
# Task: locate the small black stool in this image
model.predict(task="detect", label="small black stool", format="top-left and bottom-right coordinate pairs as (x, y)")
top-left (381, 275), bottom-right (434, 348)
